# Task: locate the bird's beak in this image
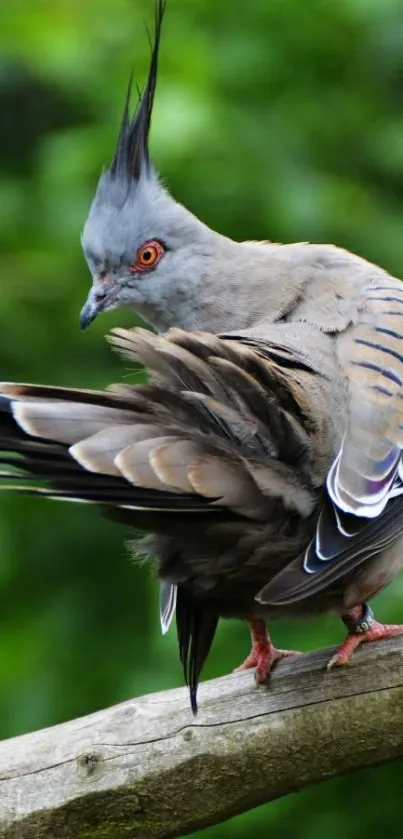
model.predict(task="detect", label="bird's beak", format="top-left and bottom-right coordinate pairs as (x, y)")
top-left (79, 295), bottom-right (99, 330)
top-left (79, 279), bottom-right (118, 330)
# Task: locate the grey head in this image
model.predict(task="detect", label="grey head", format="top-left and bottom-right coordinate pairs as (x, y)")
top-left (80, 0), bottom-right (225, 334)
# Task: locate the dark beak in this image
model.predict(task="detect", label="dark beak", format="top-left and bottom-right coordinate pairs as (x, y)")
top-left (79, 284), bottom-right (116, 330)
top-left (79, 298), bottom-right (98, 330)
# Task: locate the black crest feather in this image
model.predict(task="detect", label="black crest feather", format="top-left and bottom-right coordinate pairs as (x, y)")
top-left (110, 0), bottom-right (166, 182)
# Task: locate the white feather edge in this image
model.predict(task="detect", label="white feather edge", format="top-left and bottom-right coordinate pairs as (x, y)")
top-left (326, 447), bottom-right (400, 518)
top-left (159, 582), bottom-right (177, 635)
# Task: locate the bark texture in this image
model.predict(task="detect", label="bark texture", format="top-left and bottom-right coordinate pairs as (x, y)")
top-left (1, 638), bottom-right (403, 838)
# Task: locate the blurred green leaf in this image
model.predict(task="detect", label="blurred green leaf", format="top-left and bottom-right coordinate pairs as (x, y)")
top-left (1, 1), bottom-right (403, 836)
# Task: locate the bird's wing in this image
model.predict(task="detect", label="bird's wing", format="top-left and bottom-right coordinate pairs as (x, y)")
top-left (257, 488), bottom-right (403, 605)
top-left (258, 277), bottom-right (403, 605)
top-left (330, 280), bottom-right (403, 517)
top-left (0, 327), bottom-right (317, 522)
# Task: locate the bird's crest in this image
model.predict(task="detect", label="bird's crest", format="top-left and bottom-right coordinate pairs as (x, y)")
top-left (109, 0), bottom-right (166, 184)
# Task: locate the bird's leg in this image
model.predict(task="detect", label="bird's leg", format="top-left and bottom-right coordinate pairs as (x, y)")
top-left (328, 603), bottom-right (403, 669)
top-left (235, 618), bottom-right (301, 684)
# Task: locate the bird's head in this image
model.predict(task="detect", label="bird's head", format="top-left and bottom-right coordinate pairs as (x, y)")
top-left (80, 1), bottom-right (214, 333)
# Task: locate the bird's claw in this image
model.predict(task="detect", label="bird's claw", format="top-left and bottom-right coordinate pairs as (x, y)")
top-left (327, 621), bottom-right (403, 670)
top-left (235, 619), bottom-right (301, 685)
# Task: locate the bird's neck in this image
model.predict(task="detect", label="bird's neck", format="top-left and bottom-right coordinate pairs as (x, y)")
top-left (142, 230), bottom-right (306, 335)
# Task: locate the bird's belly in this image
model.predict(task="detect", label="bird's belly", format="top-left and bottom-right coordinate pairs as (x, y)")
top-left (180, 535), bottom-right (403, 624)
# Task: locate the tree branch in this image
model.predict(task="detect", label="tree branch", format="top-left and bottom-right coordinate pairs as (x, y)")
top-left (1, 637), bottom-right (403, 838)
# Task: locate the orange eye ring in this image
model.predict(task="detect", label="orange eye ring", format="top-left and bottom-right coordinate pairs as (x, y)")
top-left (130, 240), bottom-right (164, 273)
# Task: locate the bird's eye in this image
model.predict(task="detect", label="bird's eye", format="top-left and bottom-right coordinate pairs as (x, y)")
top-left (139, 246), bottom-right (158, 265)
top-left (130, 240), bottom-right (164, 273)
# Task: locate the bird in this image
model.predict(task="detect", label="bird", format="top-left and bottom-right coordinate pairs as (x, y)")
top-left (1, 0), bottom-right (403, 714)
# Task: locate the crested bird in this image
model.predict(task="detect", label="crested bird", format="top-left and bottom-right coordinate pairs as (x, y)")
top-left (2, 1), bottom-right (403, 713)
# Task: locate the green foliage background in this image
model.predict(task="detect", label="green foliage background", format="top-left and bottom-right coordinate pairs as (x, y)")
top-left (1, 0), bottom-right (403, 835)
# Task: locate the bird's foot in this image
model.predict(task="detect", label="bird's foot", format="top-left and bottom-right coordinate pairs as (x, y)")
top-left (328, 603), bottom-right (403, 669)
top-left (235, 618), bottom-right (301, 684)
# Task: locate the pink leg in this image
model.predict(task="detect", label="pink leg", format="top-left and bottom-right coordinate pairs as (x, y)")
top-left (328, 604), bottom-right (403, 669)
top-left (235, 618), bottom-right (301, 684)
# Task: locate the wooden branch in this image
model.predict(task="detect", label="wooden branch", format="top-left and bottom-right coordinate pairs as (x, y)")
top-left (1, 637), bottom-right (403, 839)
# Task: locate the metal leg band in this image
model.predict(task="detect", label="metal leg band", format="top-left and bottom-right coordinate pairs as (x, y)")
top-left (342, 603), bottom-right (375, 635)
